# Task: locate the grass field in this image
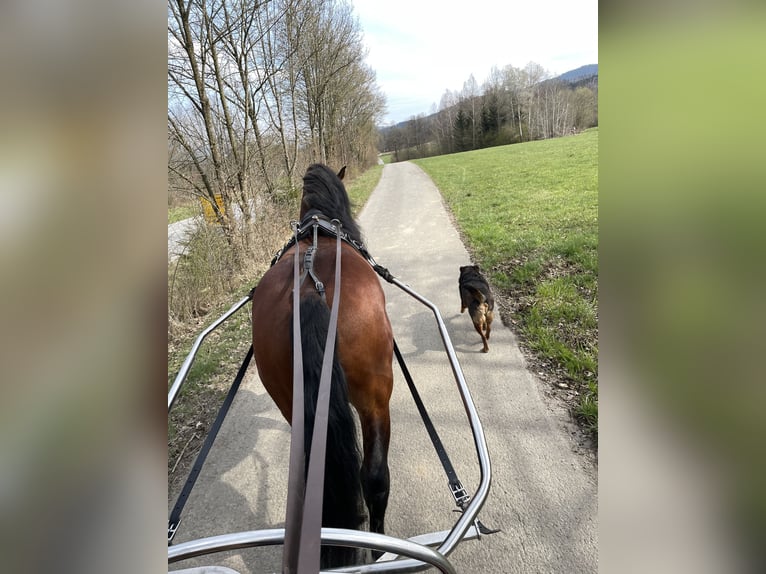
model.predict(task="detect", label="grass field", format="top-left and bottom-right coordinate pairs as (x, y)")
top-left (168, 204), bottom-right (199, 224)
top-left (346, 164), bottom-right (383, 215)
top-left (413, 128), bottom-right (598, 433)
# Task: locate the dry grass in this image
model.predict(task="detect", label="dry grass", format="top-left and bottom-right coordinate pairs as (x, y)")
top-left (168, 196), bottom-right (296, 487)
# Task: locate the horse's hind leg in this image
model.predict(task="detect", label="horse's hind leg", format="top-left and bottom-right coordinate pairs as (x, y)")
top-left (360, 409), bottom-right (391, 539)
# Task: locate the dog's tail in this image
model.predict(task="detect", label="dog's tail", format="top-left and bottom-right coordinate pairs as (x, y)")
top-left (465, 286), bottom-right (486, 305)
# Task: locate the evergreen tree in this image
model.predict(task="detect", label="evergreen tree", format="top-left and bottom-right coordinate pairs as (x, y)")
top-left (453, 109), bottom-right (472, 152)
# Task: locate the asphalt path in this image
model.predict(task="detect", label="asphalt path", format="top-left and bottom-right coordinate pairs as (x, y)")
top-left (168, 217), bottom-right (199, 261)
top-left (169, 162), bottom-right (597, 573)
top-left (168, 200), bottom-right (257, 261)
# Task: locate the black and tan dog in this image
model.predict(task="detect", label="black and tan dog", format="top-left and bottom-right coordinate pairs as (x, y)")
top-left (459, 265), bottom-right (495, 353)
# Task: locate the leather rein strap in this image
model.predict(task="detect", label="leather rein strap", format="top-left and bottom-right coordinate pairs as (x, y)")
top-left (283, 218), bottom-right (344, 574)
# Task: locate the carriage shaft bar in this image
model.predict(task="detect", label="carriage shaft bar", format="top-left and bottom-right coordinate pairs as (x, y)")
top-left (166, 277), bottom-right (490, 573)
top-left (168, 295), bottom-right (252, 412)
top-left (168, 528), bottom-right (456, 574)
top-left (332, 276), bottom-right (492, 573)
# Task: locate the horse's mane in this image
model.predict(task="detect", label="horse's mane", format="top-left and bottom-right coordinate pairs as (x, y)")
top-left (300, 163), bottom-right (363, 244)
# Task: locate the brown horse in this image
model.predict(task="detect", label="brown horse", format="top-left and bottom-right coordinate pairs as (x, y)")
top-left (251, 164), bottom-right (394, 567)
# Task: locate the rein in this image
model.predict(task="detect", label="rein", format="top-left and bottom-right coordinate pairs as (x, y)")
top-left (283, 216), bottom-right (344, 574)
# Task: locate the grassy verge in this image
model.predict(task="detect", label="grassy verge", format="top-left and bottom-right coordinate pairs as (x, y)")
top-left (346, 164), bottom-right (383, 214)
top-left (168, 204), bottom-right (199, 224)
top-left (167, 222), bottom-right (271, 492)
top-left (168, 303), bottom-right (251, 486)
top-left (413, 129), bottom-right (598, 436)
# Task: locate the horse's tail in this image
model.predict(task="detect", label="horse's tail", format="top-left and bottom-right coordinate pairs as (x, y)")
top-left (298, 293), bottom-right (364, 566)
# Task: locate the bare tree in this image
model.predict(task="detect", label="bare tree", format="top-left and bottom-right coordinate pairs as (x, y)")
top-left (168, 0), bottom-right (233, 234)
top-left (462, 74), bottom-right (479, 149)
top-left (295, 0), bottom-right (380, 167)
top-left (572, 86), bottom-right (597, 130)
top-left (436, 89), bottom-right (458, 153)
top-left (168, 0), bottom-right (384, 253)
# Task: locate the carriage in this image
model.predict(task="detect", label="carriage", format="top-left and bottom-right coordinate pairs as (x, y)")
top-left (168, 165), bottom-right (494, 573)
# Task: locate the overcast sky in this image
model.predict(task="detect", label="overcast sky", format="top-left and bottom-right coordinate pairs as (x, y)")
top-left (350, 0), bottom-right (598, 125)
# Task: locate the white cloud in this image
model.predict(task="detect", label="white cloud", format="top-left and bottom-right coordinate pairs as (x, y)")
top-left (352, 0), bottom-right (598, 124)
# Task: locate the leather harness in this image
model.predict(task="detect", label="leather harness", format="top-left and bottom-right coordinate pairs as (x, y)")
top-left (283, 214), bottom-right (343, 573)
top-left (168, 211), bottom-right (497, 566)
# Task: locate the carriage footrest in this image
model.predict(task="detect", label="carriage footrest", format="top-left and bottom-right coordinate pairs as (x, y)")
top-left (376, 522), bottom-right (495, 563)
top-left (476, 519), bottom-right (501, 535)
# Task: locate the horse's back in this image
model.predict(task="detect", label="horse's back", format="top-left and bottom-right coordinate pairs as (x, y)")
top-left (251, 238), bottom-right (393, 421)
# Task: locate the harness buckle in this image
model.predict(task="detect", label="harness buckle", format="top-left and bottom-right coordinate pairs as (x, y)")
top-left (298, 230), bottom-right (326, 299)
top-left (303, 245), bottom-right (316, 270)
top-left (168, 520), bottom-right (180, 545)
top-left (450, 480), bottom-right (471, 508)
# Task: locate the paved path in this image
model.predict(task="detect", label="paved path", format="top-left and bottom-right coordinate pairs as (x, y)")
top-left (168, 217), bottom-right (198, 261)
top-left (168, 200), bottom-right (260, 261)
top-left (169, 162), bottom-right (597, 573)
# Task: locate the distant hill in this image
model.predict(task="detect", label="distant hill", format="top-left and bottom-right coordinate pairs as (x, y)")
top-left (556, 64), bottom-right (598, 83)
top-left (379, 63), bottom-right (599, 134)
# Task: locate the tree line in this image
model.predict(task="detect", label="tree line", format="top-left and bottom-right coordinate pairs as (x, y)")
top-left (168, 0), bottom-right (384, 246)
top-left (381, 62), bottom-right (598, 161)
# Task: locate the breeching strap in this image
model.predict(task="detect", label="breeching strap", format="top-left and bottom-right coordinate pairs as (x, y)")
top-left (283, 220), bottom-right (344, 574)
top-left (392, 341), bottom-right (469, 508)
top-left (393, 337), bottom-right (499, 536)
top-left (168, 344), bottom-right (253, 545)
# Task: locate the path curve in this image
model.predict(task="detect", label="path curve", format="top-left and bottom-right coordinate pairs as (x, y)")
top-left (168, 217), bottom-right (198, 261)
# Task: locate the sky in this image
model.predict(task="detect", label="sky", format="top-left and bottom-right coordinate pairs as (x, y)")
top-left (350, 0), bottom-right (598, 125)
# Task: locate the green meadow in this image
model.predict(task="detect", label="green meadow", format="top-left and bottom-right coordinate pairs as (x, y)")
top-left (168, 204), bottom-right (198, 224)
top-left (346, 164), bottom-right (384, 214)
top-left (414, 128), bottom-right (598, 433)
